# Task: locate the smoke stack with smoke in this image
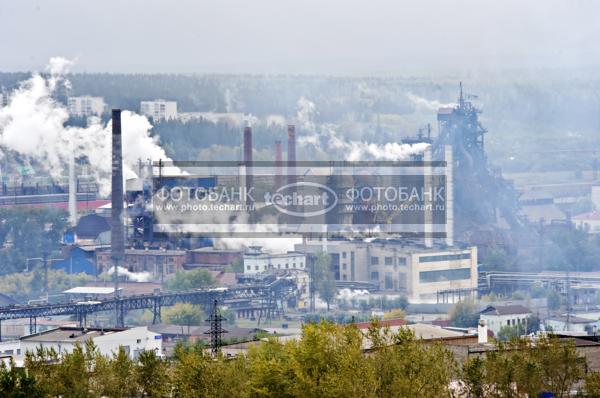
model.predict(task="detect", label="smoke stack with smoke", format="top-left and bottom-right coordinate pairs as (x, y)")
top-left (0, 57), bottom-right (178, 197)
top-left (275, 140), bottom-right (283, 188)
top-left (111, 109), bottom-right (125, 299)
top-left (287, 125), bottom-right (296, 185)
top-left (68, 148), bottom-right (77, 227)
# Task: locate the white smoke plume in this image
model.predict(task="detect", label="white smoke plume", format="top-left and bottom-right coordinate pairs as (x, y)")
top-left (0, 57), bottom-right (174, 196)
top-left (296, 96), bottom-right (318, 131)
top-left (105, 265), bottom-right (152, 283)
top-left (295, 97), bottom-right (429, 161)
top-left (406, 92), bottom-right (454, 111)
top-left (301, 124), bottom-right (429, 161)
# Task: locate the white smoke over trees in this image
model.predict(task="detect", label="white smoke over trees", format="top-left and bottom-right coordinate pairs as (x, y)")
top-left (0, 57), bottom-right (174, 196)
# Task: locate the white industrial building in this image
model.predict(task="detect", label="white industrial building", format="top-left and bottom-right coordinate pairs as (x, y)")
top-left (67, 96), bottom-right (106, 117)
top-left (296, 238), bottom-right (478, 301)
top-left (140, 99), bottom-right (178, 121)
top-left (479, 305), bottom-right (532, 337)
top-left (244, 246), bottom-right (306, 275)
top-left (0, 326), bottom-right (162, 366)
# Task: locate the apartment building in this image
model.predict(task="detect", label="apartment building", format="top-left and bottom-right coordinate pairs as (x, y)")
top-left (140, 99), bottom-right (177, 121)
top-left (67, 96), bottom-right (106, 117)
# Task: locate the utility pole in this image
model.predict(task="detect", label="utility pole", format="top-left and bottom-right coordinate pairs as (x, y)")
top-left (205, 299), bottom-right (226, 358)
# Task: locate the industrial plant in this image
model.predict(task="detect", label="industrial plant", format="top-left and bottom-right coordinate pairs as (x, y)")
top-left (0, 1), bottom-right (599, 395)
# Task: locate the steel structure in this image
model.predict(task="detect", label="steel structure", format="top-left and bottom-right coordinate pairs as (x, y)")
top-left (0, 279), bottom-right (296, 339)
top-left (205, 299), bottom-right (226, 357)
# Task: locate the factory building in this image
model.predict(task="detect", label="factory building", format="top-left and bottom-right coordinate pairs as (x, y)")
top-left (243, 246), bottom-right (306, 275)
top-left (140, 99), bottom-right (177, 121)
top-left (96, 248), bottom-right (186, 278)
top-left (296, 239), bottom-right (477, 301)
top-left (67, 96), bottom-right (106, 117)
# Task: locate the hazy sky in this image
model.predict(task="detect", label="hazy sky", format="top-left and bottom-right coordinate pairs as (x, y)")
top-left (1, 0), bottom-right (599, 74)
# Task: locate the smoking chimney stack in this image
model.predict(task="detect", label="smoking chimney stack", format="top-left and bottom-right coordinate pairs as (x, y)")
top-left (111, 109), bottom-right (125, 305)
top-left (287, 125), bottom-right (296, 185)
top-left (275, 140), bottom-right (283, 188)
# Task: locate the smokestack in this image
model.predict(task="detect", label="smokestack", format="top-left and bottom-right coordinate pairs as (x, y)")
top-left (287, 125), bottom-right (296, 185)
top-left (68, 149), bottom-right (77, 227)
top-left (275, 140), bottom-right (283, 188)
top-left (243, 126), bottom-right (254, 218)
top-left (445, 145), bottom-right (454, 247)
top-left (111, 109), bottom-right (124, 302)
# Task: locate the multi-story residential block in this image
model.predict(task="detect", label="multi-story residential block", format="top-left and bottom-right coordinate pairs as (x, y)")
top-left (140, 99), bottom-right (177, 121)
top-left (67, 96), bottom-right (106, 117)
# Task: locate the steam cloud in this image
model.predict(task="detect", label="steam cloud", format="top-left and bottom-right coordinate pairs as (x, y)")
top-left (105, 265), bottom-right (152, 283)
top-left (0, 57), bottom-right (174, 196)
top-left (406, 92), bottom-right (454, 111)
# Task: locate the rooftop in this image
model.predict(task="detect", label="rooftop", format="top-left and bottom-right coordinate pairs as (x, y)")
top-left (21, 327), bottom-right (126, 343)
top-left (480, 305), bottom-right (532, 316)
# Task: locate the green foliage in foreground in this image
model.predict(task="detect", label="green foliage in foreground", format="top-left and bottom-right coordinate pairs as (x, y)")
top-left (0, 321), bottom-right (598, 397)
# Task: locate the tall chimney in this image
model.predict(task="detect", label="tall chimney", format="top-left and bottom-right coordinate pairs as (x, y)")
top-left (275, 140), bottom-right (283, 188)
top-left (243, 126), bottom-right (253, 217)
top-left (68, 149), bottom-right (77, 227)
top-left (287, 125), bottom-right (296, 185)
top-left (111, 109), bottom-right (124, 302)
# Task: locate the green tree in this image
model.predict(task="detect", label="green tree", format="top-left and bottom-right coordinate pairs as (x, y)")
top-left (172, 346), bottom-right (248, 398)
top-left (103, 346), bottom-right (138, 398)
top-left (449, 300), bottom-right (480, 328)
top-left (0, 208), bottom-right (68, 275)
top-left (582, 371), bottom-right (600, 397)
top-left (165, 269), bottom-right (216, 291)
top-left (0, 359), bottom-right (43, 398)
top-left (368, 324), bottom-right (456, 397)
top-left (136, 350), bottom-right (171, 398)
top-left (496, 324), bottom-right (526, 342)
top-left (313, 252), bottom-right (337, 311)
top-left (163, 302), bottom-right (204, 335)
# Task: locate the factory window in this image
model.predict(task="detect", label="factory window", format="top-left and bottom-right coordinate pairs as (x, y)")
top-left (398, 257), bottom-right (407, 266)
top-left (419, 268), bottom-right (471, 283)
top-left (385, 257), bottom-right (393, 266)
top-left (371, 256), bottom-right (379, 265)
top-left (419, 253), bottom-right (471, 263)
top-left (370, 271), bottom-right (379, 281)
